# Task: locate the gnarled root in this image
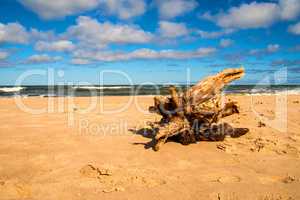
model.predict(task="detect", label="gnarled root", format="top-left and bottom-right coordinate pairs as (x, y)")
top-left (144, 68), bottom-right (249, 151)
top-left (154, 117), bottom-right (190, 151)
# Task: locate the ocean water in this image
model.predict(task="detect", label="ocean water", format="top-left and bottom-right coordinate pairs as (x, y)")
top-left (0, 85), bottom-right (300, 97)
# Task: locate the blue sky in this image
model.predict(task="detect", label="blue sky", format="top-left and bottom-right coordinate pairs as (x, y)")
top-left (0, 0), bottom-right (300, 85)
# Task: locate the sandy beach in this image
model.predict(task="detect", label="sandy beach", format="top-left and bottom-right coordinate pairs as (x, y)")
top-left (0, 94), bottom-right (300, 200)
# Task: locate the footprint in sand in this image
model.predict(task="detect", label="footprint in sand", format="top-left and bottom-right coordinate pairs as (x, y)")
top-left (14, 183), bottom-right (32, 199)
top-left (79, 164), bottom-right (166, 192)
top-left (281, 175), bottom-right (298, 184)
top-left (79, 164), bottom-right (112, 178)
top-left (199, 174), bottom-right (241, 183)
top-left (129, 175), bottom-right (166, 188)
top-left (259, 175), bottom-right (298, 184)
top-left (209, 192), bottom-right (239, 200)
top-left (216, 175), bottom-right (241, 183)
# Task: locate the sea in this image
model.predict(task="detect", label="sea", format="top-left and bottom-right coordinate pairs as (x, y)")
top-left (0, 85), bottom-right (300, 97)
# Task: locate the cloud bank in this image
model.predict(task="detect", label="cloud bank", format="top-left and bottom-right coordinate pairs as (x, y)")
top-left (25, 54), bottom-right (62, 64)
top-left (156, 0), bottom-right (198, 19)
top-left (72, 47), bottom-right (216, 62)
top-left (19, 0), bottom-right (147, 20)
top-left (202, 0), bottom-right (300, 29)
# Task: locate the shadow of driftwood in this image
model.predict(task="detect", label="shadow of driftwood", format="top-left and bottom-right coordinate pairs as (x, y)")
top-left (129, 123), bottom-right (249, 151)
top-left (132, 140), bottom-right (157, 150)
top-left (129, 127), bottom-right (159, 150)
top-left (129, 126), bottom-right (189, 150)
top-left (128, 127), bottom-right (158, 139)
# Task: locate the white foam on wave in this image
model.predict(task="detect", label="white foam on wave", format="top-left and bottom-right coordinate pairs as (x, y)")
top-left (73, 86), bottom-right (132, 90)
top-left (0, 87), bottom-right (24, 93)
top-left (287, 89), bottom-right (300, 95)
top-left (244, 89), bottom-right (300, 96)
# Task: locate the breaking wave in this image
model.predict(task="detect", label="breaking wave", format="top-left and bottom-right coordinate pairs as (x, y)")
top-left (73, 86), bottom-right (133, 90)
top-left (0, 87), bottom-right (24, 93)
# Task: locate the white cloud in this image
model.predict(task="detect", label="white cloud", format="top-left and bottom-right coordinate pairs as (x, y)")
top-left (66, 16), bottom-right (153, 49)
top-left (279, 0), bottom-right (300, 20)
top-left (267, 44), bottom-right (280, 53)
top-left (25, 54), bottom-right (62, 64)
top-left (30, 28), bottom-right (57, 41)
top-left (73, 47), bottom-right (216, 62)
top-left (203, 0), bottom-right (300, 29)
top-left (217, 2), bottom-right (280, 29)
top-left (197, 29), bottom-right (235, 39)
top-left (156, 0), bottom-right (198, 19)
top-left (0, 22), bottom-right (29, 44)
top-left (102, 0), bottom-right (146, 20)
top-left (19, 0), bottom-right (99, 19)
top-left (19, 0), bottom-right (147, 20)
top-left (249, 44), bottom-right (280, 56)
top-left (0, 51), bottom-right (9, 60)
top-left (0, 22), bottom-right (58, 45)
top-left (35, 40), bottom-right (75, 52)
top-left (288, 22), bottom-right (300, 35)
top-left (158, 21), bottom-right (189, 38)
top-left (220, 39), bottom-right (234, 48)
top-left (200, 11), bottom-right (215, 21)
top-left (71, 58), bottom-right (91, 65)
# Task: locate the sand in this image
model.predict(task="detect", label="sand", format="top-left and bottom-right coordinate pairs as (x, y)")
top-left (0, 95), bottom-right (300, 200)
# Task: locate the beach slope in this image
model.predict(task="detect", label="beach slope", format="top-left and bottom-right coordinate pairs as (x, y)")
top-left (0, 95), bottom-right (300, 199)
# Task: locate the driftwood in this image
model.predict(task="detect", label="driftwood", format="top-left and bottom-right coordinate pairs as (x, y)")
top-left (147, 67), bottom-right (249, 151)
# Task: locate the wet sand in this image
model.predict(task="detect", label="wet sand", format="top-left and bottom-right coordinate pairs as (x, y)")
top-left (0, 95), bottom-right (300, 200)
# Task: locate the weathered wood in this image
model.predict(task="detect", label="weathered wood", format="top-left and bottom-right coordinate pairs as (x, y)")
top-left (169, 86), bottom-right (185, 118)
top-left (220, 101), bottom-right (239, 117)
top-left (145, 67), bottom-right (248, 151)
top-left (183, 68), bottom-right (244, 114)
top-left (153, 117), bottom-right (190, 151)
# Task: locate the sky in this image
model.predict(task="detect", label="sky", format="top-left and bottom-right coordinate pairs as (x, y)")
top-left (0, 0), bottom-right (300, 85)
